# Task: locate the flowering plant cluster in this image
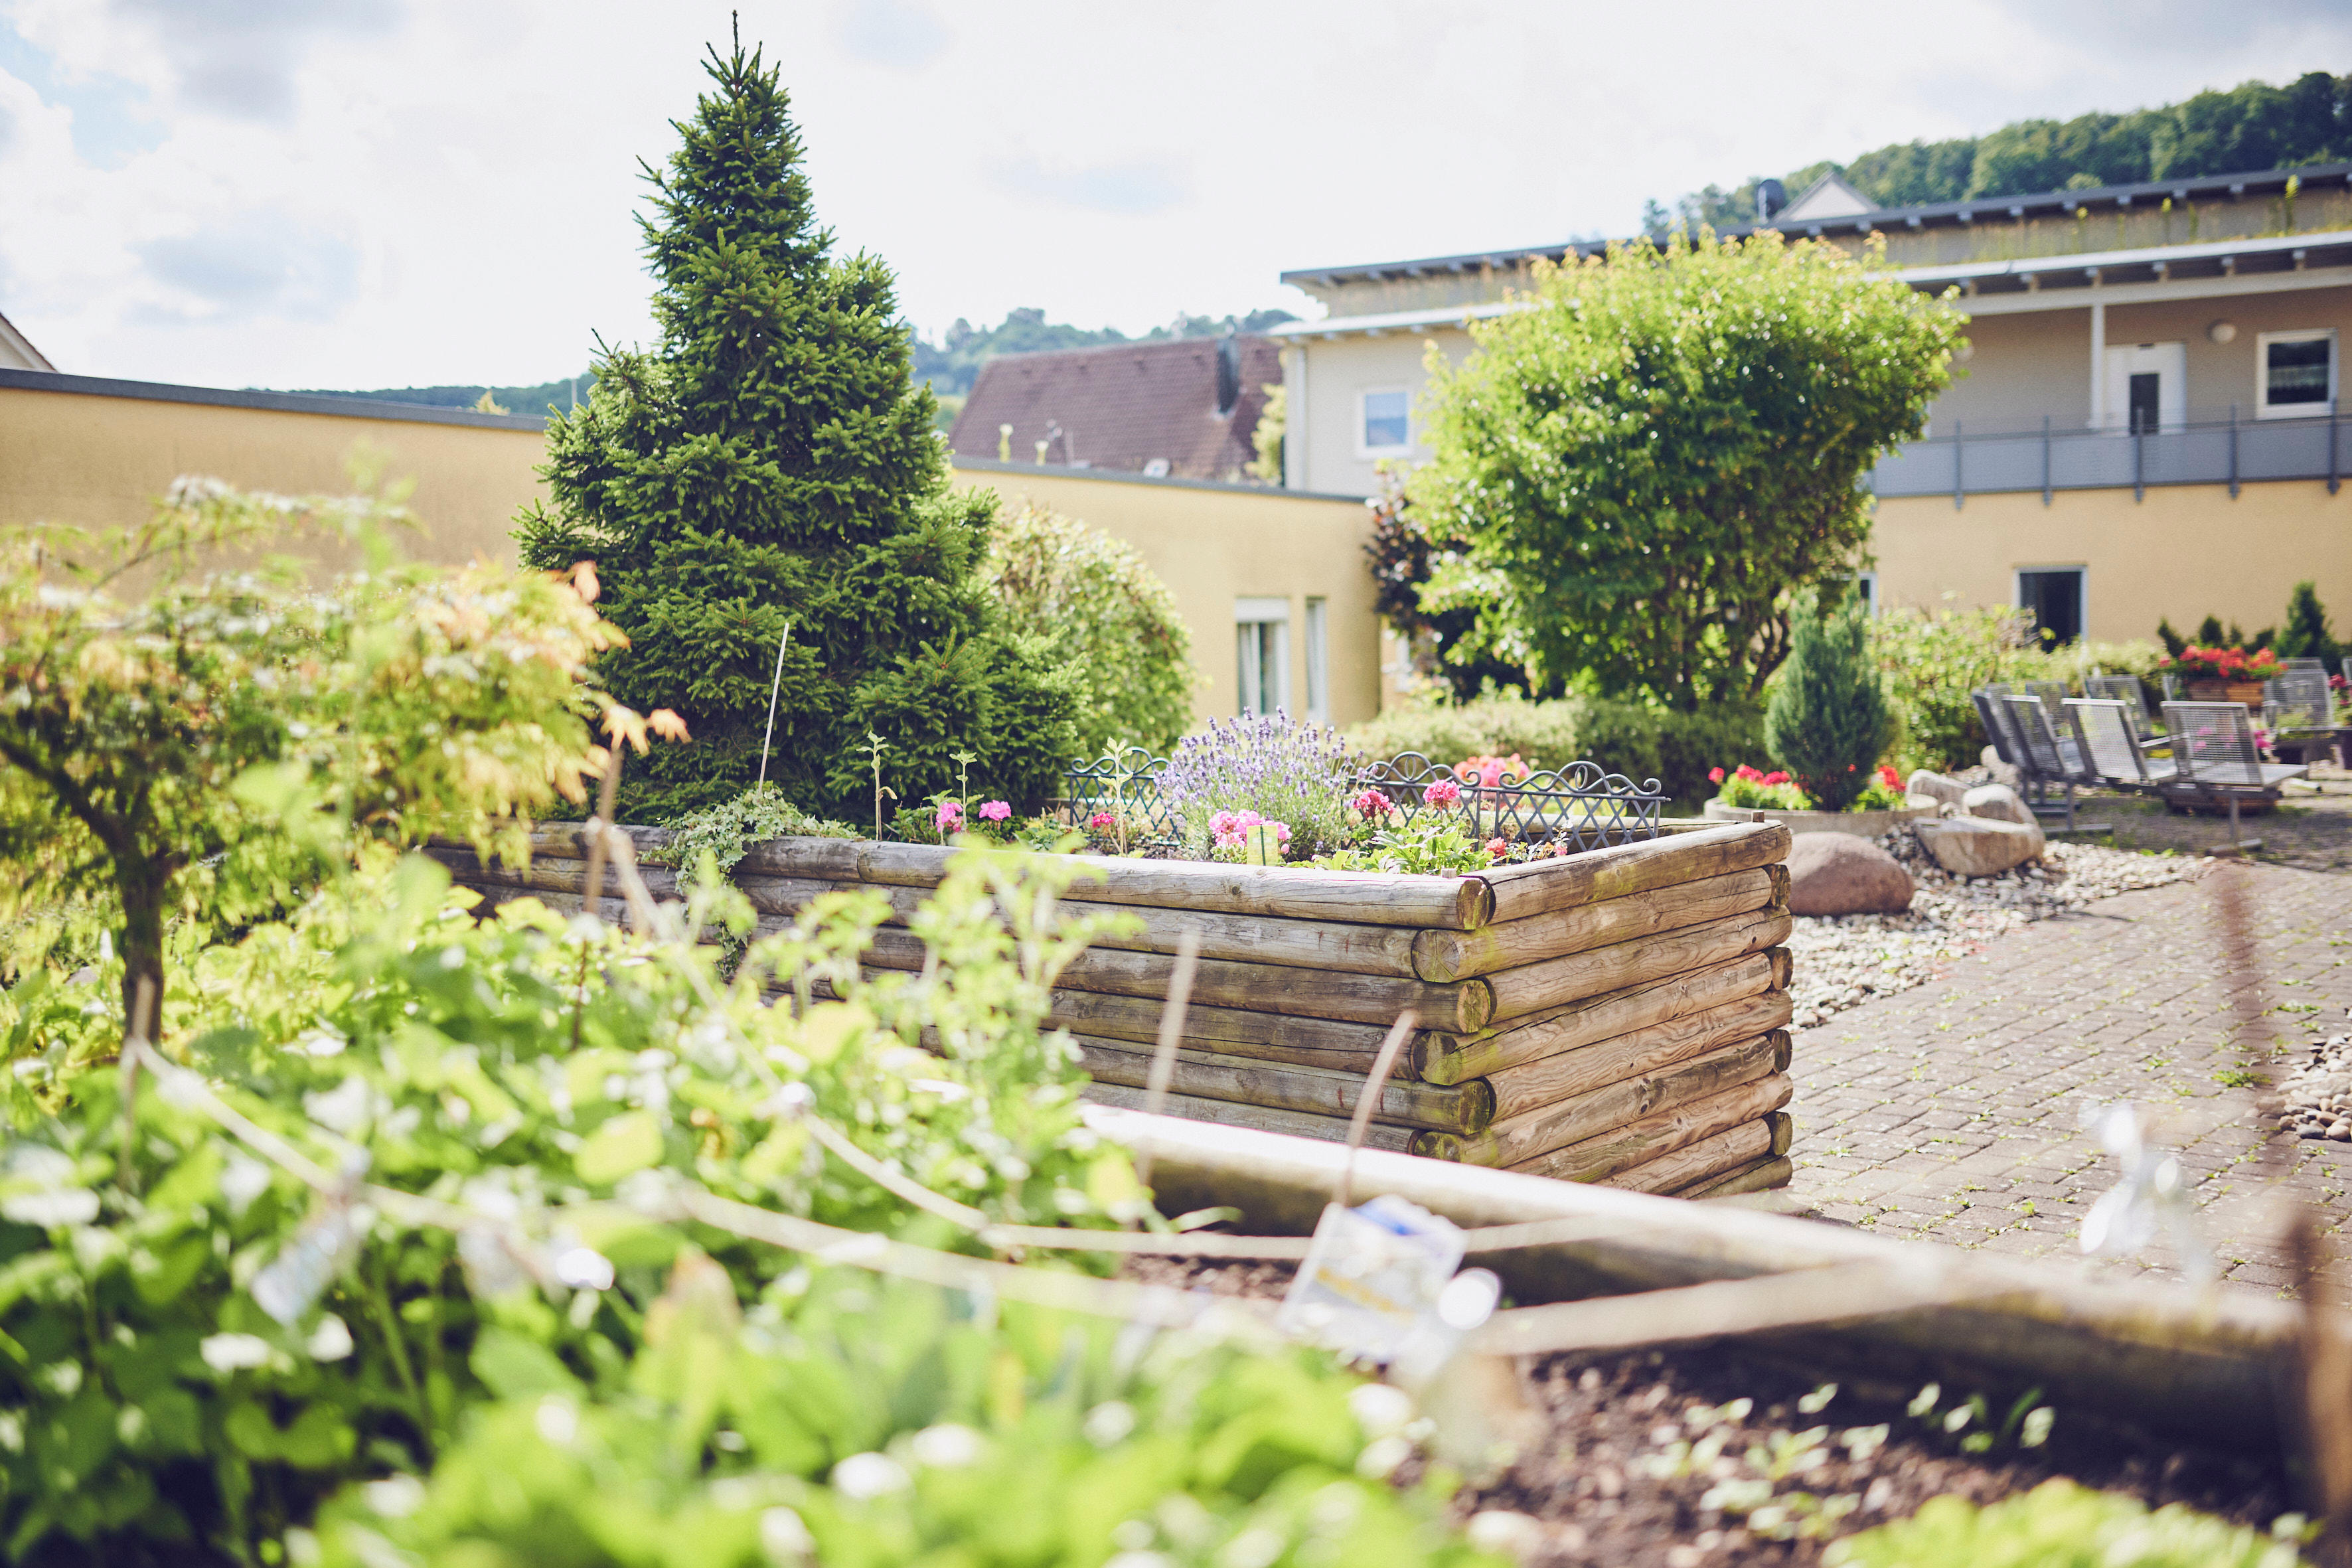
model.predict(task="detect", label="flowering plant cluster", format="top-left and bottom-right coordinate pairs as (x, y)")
top-left (1162, 710), bottom-right (1358, 860)
top-left (1312, 811), bottom-right (1494, 875)
top-left (1422, 777), bottom-right (1462, 809)
top-left (2160, 645), bottom-right (2282, 682)
top-left (1348, 786), bottom-right (1405, 825)
top-left (1209, 809), bottom-right (1293, 864)
top-left (1708, 763), bottom-right (1810, 811)
top-left (1451, 753), bottom-right (1532, 787)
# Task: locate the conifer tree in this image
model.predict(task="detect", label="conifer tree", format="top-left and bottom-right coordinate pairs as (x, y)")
top-left (2277, 580), bottom-right (2339, 664)
top-left (517, 37), bottom-right (1077, 821)
top-left (1764, 587), bottom-right (1894, 813)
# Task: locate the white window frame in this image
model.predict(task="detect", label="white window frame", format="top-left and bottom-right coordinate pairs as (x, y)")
top-left (2013, 566), bottom-right (2086, 647)
top-left (1356, 386), bottom-right (1411, 457)
top-left (1235, 596), bottom-right (1291, 716)
top-left (1846, 571), bottom-right (1879, 615)
top-left (1302, 597), bottom-right (1330, 724)
top-left (2257, 328), bottom-right (2338, 420)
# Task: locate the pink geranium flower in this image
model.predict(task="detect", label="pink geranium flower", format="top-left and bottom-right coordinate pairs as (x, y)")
top-left (1708, 767), bottom-right (1725, 784)
top-left (1486, 837), bottom-right (1507, 857)
top-left (935, 801), bottom-right (964, 832)
top-left (1423, 779), bottom-right (1461, 808)
top-left (978, 800), bottom-right (1011, 823)
top-left (1089, 811), bottom-right (1115, 831)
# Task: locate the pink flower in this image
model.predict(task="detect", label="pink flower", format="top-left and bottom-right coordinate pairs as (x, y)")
top-left (935, 801), bottom-right (964, 832)
top-left (978, 800), bottom-right (1011, 823)
top-left (1761, 771), bottom-right (1790, 787)
top-left (1350, 787), bottom-right (1395, 818)
top-left (1209, 811), bottom-right (1238, 836)
top-left (1486, 837), bottom-right (1507, 857)
top-left (1708, 767), bottom-right (1725, 784)
top-left (1480, 759), bottom-right (1505, 788)
top-left (1089, 811), bottom-right (1115, 831)
top-left (1735, 765), bottom-right (1763, 782)
top-left (1423, 779), bottom-right (1462, 808)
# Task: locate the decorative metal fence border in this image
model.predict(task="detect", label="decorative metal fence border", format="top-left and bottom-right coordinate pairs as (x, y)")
top-left (1063, 749), bottom-right (1669, 856)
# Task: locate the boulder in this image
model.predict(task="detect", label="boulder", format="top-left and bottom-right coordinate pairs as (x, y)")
top-left (1979, 746), bottom-right (2024, 792)
top-left (1907, 770), bottom-right (1968, 810)
top-left (1784, 833), bottom-right (1915, 917)
top-left (1962, 782), bottom-right (2035, 826)
top-left (1913, 814), bottom-right (2044, 877)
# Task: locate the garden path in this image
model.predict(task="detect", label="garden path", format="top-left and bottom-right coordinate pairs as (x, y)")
top-left (1784, 856), bottom-right (2352, 1297)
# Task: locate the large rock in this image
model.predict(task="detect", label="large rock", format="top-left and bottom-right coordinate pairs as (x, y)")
top-left (1907, 769), bottom-right (1968, 811)
top-left (1785, 833), bottom-right (1915, 916)
top-left (1962, 782), bottom-right (2035, 826)
top-left (1914, 814), bottom-right (2044, 877)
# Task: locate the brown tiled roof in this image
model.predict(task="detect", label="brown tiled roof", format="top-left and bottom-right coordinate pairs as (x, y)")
top-left (949, 335), bottom-right (1281, 483)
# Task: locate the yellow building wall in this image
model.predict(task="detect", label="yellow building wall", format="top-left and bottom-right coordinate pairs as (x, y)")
top-left (0, 382), bottom-right (546, 578)
top-left (950, 459), bottom-right (1381, 733)
top-left (1872, 479), bottom-right (2352, 643)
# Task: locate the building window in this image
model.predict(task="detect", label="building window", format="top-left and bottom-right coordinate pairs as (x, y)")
top-left (1358, 388), bottom-right (1409, 454)
top-left (2016, 568), bottom-right (2084, 648)
top-left (1303, 597), bottom-right (1330, 724)
top-left (1235, 596), bottom-right (1290, 715)
top-left (1845, 572), bottom-right (1878, 615)
top-left (2259, 329), bottom-right (2337, 418)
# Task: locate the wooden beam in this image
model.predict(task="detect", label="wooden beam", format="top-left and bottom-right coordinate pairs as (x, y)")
top-left (1074, 1038), bottom-right (1494, 1133)
top-left (1417, 1033), bottom-right (1780, 1166)
top-left (1484, 909), bottom-right (1793, 1022)
top-left (1471, 821), bottom-right (1789, 922)
top-left (1078, 1081), bottom-right (1416, 1150)
top-left (1504, 1073), bottom-right (1790, 1185)
top-left (1483, 990), bottom-right (1793, 1121)
top-left (1419, 951), bottom-right (1780, 1085)
top-left (1412, 867), bottom-right (1781, 981)
top-left (1609, 1117), bottom-right (1774, 1194)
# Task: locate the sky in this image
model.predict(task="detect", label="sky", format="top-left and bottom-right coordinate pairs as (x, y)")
top-left (1, 0), bottom-right (2346, 391)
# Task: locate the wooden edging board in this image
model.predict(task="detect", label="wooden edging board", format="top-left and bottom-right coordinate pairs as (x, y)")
top-left (1083, 1103), bottom-right (2297, 1449)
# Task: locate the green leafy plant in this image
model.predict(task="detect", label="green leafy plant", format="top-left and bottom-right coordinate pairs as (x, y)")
top-left (1409, 229), bottom-right (1960, 710)
top-left (1346, 691), bottom-right (1761, 808)
top-left (1313, 811), bottom-right (1493, 875)
top-left (980, 504), bottom-right (1196, 757)
top-left (1826, 1479), bottom-right (2305, 1568)
top-left (653, 785), bottom-right (858, 898)
top-left (0, 479), bottom-right (623, 1043)
top-left (1766, 588), bottom-right (1897, 813)
top-left (1869, 601), bottom-right (2045, 773)
top-left (515, 39), bottom-right (1078, 823)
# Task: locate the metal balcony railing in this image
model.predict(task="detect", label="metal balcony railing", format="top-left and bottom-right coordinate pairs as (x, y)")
top-left (1870, 404), bottom-right (2344, 505)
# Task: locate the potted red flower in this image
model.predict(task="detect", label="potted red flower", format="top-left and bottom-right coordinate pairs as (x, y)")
top-left (2159, 645), bottom-right (2279, 707)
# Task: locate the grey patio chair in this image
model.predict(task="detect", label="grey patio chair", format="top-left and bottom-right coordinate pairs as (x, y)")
top-left (2001, 694), bottom-right (2104, 831)
top-left (1973, 687), bottom-right (2024, 773)
top-left (2024, 680), bottom-right (2071, 718)
top-left (2083, 674), bottom-right (2159, 741)
top-left (2062, 698), bottom-right (2175, 789)
top-left (2159, 700), bottom-right (2310, 848)
top-left (2159, 672), bottom-right (2181, 702)
top-left (2283, 657), bottom-right (2329, 673)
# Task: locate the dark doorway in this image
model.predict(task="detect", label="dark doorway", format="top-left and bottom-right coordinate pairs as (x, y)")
top-left (2019, 569), bottom-right (2084, 647)
top-left (2127, 372), bottom-right (2160, 434)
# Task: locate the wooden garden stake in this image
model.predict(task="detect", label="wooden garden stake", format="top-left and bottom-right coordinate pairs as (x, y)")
top-left (1334, 1009), bottom-right (1417, 1210)
top-left (755, 622), bottom-right (793, 791)
top-left (1133, 925), bottom-right (1202, 1194)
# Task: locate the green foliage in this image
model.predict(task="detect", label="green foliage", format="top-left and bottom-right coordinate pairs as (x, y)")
top-left (1766, 589), bottom-right (1896, 813)
top-left (0, 479), bottom-right (619, 1040)
top-left (0, 844), bottom-right (1148, 1561)
top-left (651, 784), bottom-right (858, 898)
top-left (2277, 580), bottom-right (2339, 663)
top-left (1314, 813), bottom-right (1494, 875)
top-left (1411, 231), bottom-right (1958, 710)
top-left (1363, 469), bottom-right (1533, 702)
top-left (980, 504), bottom-right (1196, 757)
top-left (1824, 1479), bottom-right (2304, 1568)
top-left (1248, 382), bottom-right (1287, 485)
top-left (1713, 771), bottom-right (1810, 812)
top-left (1869, 603), bottom-right (2041, 773)
top-left (1346, 692), bottom-right (1763, 809)
top-left (515, 41), bottom-right (1077, 823)
top-left (285, 372), bottom-right (597, 420)
top-left (1160, 714), bottom-right (1360, 861)
top-left (1663, 70), bottom-right (2351, 224)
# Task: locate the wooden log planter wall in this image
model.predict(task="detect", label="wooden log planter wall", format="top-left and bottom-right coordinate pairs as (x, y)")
top-left (428, 819), bottom-right (1797, 1200)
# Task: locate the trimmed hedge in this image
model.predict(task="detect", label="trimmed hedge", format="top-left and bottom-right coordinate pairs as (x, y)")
top-left (1346, 692), bottom-right (1763, 809)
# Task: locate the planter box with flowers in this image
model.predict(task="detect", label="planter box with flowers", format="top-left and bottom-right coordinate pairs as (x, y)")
top-left (2159, 644), bottom-right (2282, 707)
top-left (431, 718), bottom-right (1799, 1200)
top-left (1699, 763), bottom-right (1938, 838)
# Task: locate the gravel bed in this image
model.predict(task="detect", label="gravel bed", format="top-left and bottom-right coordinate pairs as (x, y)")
top-left (1786, 832), bottom-right (2211, 1031)
top-left (2274, 1033), bottom-right (2352, 1142)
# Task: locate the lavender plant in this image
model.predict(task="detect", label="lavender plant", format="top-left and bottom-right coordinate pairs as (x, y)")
top-left (1162, 710), bottom-right (1359, 860)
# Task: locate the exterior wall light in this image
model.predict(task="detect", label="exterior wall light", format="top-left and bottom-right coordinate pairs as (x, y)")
top-left (2208, 321), bottom-right (2238, 344)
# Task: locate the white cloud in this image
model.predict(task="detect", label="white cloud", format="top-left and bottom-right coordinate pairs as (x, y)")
top-left (0, 0), bottom-right (2344, 390)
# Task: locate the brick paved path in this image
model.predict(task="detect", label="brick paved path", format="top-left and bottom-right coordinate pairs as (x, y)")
top-left (1786, 860), bottom-right (2352, 1297)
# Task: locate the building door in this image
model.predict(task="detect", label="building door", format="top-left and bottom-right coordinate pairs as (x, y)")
top-left (2017, 568), bottom-right (2084, 647)
top-left (2102, 341), bottom-right (2186, 431)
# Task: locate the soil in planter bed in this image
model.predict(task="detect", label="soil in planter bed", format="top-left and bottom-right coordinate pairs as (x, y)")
top-left (1123, 1256), bottom-right (2295, 1566)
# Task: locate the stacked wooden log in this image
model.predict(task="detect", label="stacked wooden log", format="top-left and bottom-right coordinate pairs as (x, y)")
top-left (426, 819), bottom-right (1796, 1198)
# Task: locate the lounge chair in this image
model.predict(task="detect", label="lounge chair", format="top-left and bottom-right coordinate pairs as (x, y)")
top-left (2159, 700), bottom-right (2309, 848)
top-left (2062, 698), bottom-right (2176, 789)
top-left (2024, 680), bottom-right (2071, 718)
top-left (2083, 675), bottom-right (2161, 744)
top-left (2000, 694), bottom-right (2104, 831)
top-left (2264, 669), bottom-right (2339, 763)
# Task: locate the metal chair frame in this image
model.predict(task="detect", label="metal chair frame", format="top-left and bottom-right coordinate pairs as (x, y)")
top-left (2061, 698), bottom-right (2176, 791)
top-left (2158, 700), bottom-right (2310, 848)
top-left (2001, 694), bottom-right (2104, 831)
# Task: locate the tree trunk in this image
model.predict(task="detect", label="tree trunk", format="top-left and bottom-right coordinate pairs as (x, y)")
top-left (116, 859), bottom-right (169, 1047)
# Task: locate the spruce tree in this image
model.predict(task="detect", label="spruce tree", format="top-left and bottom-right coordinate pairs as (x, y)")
top-left (517, 38), bottom-right (1076, 822)
top-left (2277, 581), bottom-right (2339, 664)
top-left (1764, 587), bottom-right (1894, 813)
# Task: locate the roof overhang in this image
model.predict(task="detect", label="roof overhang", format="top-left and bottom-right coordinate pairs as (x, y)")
top-left (1263, 301), bottom-right (1518, 343)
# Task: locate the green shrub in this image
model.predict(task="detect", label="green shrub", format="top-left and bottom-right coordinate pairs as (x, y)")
top-left (980, 503), bottom-right (1196, 757)
top-left (1766, 588), bottom-right (1895, 812)
top-left (1869, 601), bottom-right (2038, 773)
top-left (1826, 1478), bottom-right (2303, 1568)
top-left (2277, 580), bottom-right (2340, 663)
top-left (1346, 692), bottom-right (1761, 808)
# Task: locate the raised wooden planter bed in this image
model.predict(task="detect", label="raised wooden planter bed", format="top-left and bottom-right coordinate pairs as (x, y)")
top-left (428, 819), bottom-right (1796, 1198)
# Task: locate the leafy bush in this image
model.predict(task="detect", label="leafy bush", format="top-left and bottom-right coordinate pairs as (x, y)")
top-left (982, 504), bottom-right (1196, 757)
top-left (1364, 468), bottom-right (1534, 702)
top-left (1765, 588), bottom-right (1895, 812)
top-left (1825, 1479), bottom-right (2303, 1568)
top-left (1346, 692), bottom-right (1763, 808)
top-left (1711, 765), bottom-right (1808, 811)
top-left (0, 844), bottom-right (1150, 1561)
top-left (651, 784), bottom-right (859, 898)
top-left (2277, 581), bottom-right (2337, 663)
top-left (1162, 713), bottom-right (1358, 860)
top-left (1868, 601), bottom-right (2039, 773)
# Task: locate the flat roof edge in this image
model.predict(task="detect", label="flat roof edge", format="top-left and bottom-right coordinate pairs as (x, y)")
top-left (0, 366), bottom-right (550, 430)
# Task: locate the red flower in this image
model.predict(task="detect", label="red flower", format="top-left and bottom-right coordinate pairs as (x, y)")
top-left (1762, 771), bottom-right (1790, 786)
top-left (1735, 764), bottom-right (1763, 783)
top-left (1486, 837), bottom-right (1508, 857)
top-left (1878, 764), bottom-right (1902, 789)
top-left (1708, 767), bottom-right (1725, 784)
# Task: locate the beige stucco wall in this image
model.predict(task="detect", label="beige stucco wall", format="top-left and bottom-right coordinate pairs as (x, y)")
top-left (1284, 327), bottom-right (1476, 499)
top-left (951, 459), bottom-right (1381, 733)
top-left (0, 382), bottom-right (546, 578)
top-left (1873, 479), bottom-right (2352, 643)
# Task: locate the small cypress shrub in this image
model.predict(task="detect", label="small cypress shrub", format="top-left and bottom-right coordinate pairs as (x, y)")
top-left (2277, 580), bottom-right (2339, 663)
top-left (1764, 587), bottom-right (1894, 812)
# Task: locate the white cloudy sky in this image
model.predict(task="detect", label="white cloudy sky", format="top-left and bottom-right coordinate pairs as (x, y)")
top-left (1, 0), bottom-right (2345, 390)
